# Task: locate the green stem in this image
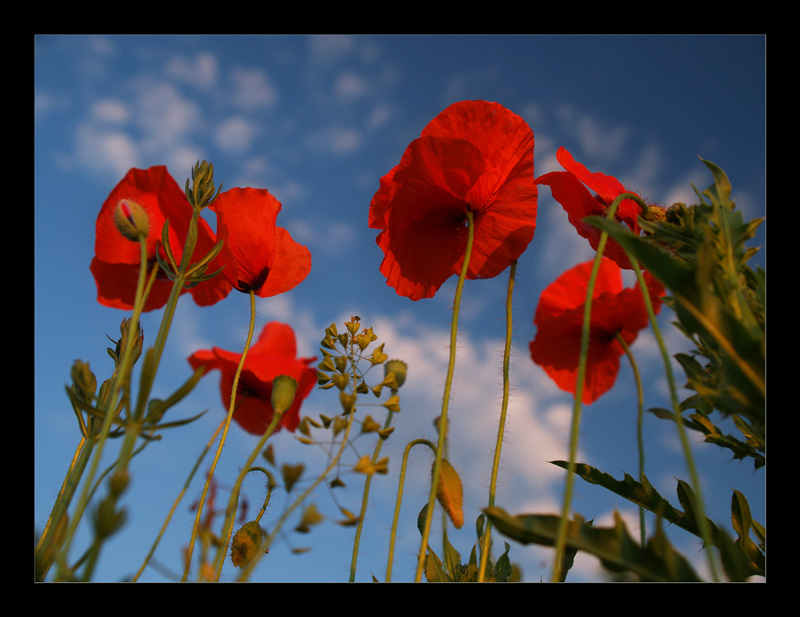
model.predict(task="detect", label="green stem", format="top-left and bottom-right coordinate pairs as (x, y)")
top-left (183, 288), bottom-right (257, 582)
top-left (414, 210), bottom-right (475, 582)
top-left (385, 439), bottom-right (437, 582)
top-left (628, 257), bottom-right (720, 581)
top-left (550, 193), bottom-right (632, 582)
top-left (477, 260), bottom-right (517, 581)
top-left (616, 333), bottom-right (647, 545)
top-left (52, 237), bottom-right (153, 581)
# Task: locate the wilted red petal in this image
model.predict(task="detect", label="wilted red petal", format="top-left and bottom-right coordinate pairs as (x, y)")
top-left (369, 100), bottom-right (537, 300)
top-left (536, 147), bottom-right (645, 269)
top-left (188, 322), bottom-right (316, 435)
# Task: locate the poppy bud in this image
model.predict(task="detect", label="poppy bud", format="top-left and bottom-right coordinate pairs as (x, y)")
top-left (113, 199), bottom-right (149, 241)
top-left (230, 521), bottom-right (266, 568)
top-left (270, 375), bottom-right (298, 414)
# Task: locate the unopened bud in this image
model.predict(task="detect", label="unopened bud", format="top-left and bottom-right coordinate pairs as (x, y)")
top-left (230, 521), bottom-right (266, 568)
top-left (113, 199), bottom-right (149, 241)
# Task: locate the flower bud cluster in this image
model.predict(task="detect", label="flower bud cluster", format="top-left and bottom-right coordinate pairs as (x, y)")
top-left (316, 317), bottom-right (407, 416)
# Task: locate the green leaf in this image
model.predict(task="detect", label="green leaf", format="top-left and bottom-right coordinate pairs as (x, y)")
top-left (484, 507), bottom-right (701, 582)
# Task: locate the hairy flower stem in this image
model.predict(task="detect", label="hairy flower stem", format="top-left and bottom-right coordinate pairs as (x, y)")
top-left (414, 210), bottom-right (475, 582)
top-left (183, 288), bottom-right (257, 582)
top-left (386, 439), bottom-right (437, 581)
top-left (477, 260), bottom-right (517, 581)
top-left (550, 195), bottom-right (628, 582)
top-left (628, 257), bottom-right (719, 581)
top-left (617, 333), bottom-right (647, 545)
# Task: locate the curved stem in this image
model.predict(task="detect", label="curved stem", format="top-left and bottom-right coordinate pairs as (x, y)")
top-left (216, 411), bottom-right (283, 581)
top-left (414, 210), bottom-right (475, 582)
top-left (385, 439), bottom-right (437, 582)
top-left (477, 260), bottom-right (517, 581)
top-left (183, 288), bottom-right (257, 581)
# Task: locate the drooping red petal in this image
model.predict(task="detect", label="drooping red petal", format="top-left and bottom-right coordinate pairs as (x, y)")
top-left (90, 258), bottom-right (175, 312)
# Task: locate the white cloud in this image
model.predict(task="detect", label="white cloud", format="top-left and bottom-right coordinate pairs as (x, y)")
top-left (334, 72), bottom-right (368, 102)
top-left (228, 67), bottom-right (278, 110)
top-left (164, 51), bottom-right (219, 90)
top-left (90, 98), bottom-right (130, 124)
top-left (307, 35), bottom-right (356, 66)
top-left (555, 104), bottom-right (631, 162)
top-left (74, 124), bottom-right (139, 179)
top-left (304, 125), bottom-right (362, 155)
top-left (215, 116), bottom-right (261, 154)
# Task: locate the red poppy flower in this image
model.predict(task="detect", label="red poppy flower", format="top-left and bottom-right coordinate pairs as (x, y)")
top-left (188, 322), bottom-right (317, 434)
top-left (90, 166), bottom-right (231, 311)
top-left (529, 258), bottom-right (665, 404)
top-left (369, 100), bottom-right (537, 300)
top-left (210, 187), bottom-right (311, 297)
top-left (535, 147), bottom-right (647, 269)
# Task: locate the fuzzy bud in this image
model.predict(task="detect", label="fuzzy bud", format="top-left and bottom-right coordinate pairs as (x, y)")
top-left (113, 199), bottom-right (149, 241)
top-left (230, 521), bottom-right (266, 568)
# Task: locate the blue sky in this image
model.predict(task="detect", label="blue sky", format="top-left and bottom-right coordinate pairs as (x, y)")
top-left (35, 34), bottom-right (766, 583)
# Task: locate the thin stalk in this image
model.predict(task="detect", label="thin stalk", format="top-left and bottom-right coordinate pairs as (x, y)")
top-left (477, 260), bottom-right (517, 581)
top-left (183, 288), bottom-right (257, 582)
top-left (349, 403), bottom-right (396, 581)
top-left (550, 194), bottom-right (628, 582)
top-left (628, 257), bottom-right (720, 581)
top-left (414, 210), bottom-right (475, 582)
top-left (132, 416), bottom-right (226, 581)
top-left (52, 238), bottom-right (153, 581)
top-left (616, 333), bottom-right (646, 545)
